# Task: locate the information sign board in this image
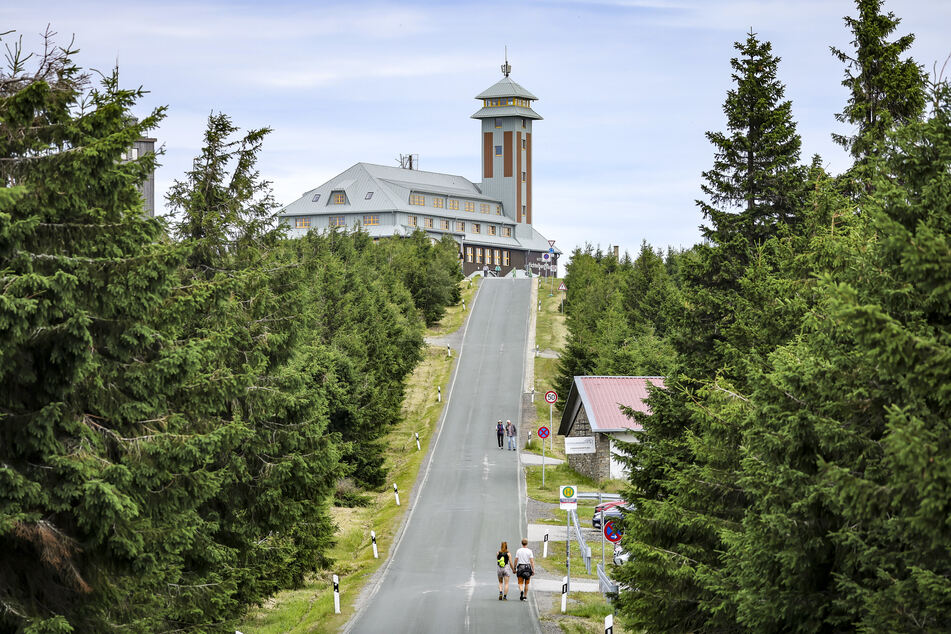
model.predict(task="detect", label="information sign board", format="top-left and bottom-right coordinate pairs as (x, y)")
top-left (559, 485), bottom-right (578, 510)
top-left (565, 436), bottom-right (596, 454)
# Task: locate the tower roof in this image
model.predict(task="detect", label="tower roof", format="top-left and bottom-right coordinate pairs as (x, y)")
top-left (475, 76), bottom-right (538, 100)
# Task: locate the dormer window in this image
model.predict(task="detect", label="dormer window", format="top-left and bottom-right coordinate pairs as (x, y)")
top-left (312, 193), bottom-right (321, 202)
top-left (332, 191), bottom-right (347, 204)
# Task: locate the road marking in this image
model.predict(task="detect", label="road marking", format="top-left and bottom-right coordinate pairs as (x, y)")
top-left (483, 454), bottom-right (490, 481)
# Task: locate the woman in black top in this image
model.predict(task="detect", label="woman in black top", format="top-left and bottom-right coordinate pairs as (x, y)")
top-left (496, 420), bottom-right (504, 449)
top-left (496, 541), bottom-right (512, 600)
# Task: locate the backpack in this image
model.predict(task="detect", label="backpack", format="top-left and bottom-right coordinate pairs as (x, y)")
top-left (497, 554), bottom-right (506, 567)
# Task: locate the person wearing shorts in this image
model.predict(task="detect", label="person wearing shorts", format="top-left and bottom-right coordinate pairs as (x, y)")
top-left (514, 538), bottom-right (535, 601)
top-left (496, 541), bottom-right (512, 600)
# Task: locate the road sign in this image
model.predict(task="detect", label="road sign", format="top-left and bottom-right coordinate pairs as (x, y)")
top-left (538, 426), bottom-right (550, 439)
top-left (545, 390), bottom-right (558, 404)
top-left (604, 519), bottom-right (623, 543)
top-left (548, 247), bottom-right (554, 253)
top-left (548, 239), bottom-right (556, 247)
top-left (565, 436), bottom-right (596, 454)
top-left (560, 485), bottom-right (577, 510)
top-left (558, 282), bottom-right (567, 291)
top-left (543, 253), bottom-right (550, 260)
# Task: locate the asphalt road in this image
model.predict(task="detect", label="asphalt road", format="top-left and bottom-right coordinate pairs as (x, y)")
top-left (347, 278), bottom-right (539, 633)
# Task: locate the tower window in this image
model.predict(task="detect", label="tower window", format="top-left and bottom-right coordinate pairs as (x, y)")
top-left (495, 145), bottom-right (502, 156)
top-left (448, 199), bottom-right (459, 210)
top-left (410, 194), bottom-right (425, 206)
top-left (522, 118), bottom-right (526, 128)
top-left (522, 138), bottom-right (526, 149)
top-left (494, 118), bottom-right (502, 128)
top-left (312, 193), bottom-right (321, 202)
top-left (522, 171), bottom-right (526, 182)
top-left (365, 191), bottom-right (374, 200)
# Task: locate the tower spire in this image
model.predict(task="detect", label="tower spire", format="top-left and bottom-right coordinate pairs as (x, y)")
top-left (501, 46), bottom-right (511, 77)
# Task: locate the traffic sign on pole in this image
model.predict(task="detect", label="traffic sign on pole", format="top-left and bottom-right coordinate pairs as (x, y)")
top-left (604, 519), bottom-right (623, 543)
top-left (558, 282), bottom-right (567, 292)
top-left (548, 239), bottom-right (556, 247)
top-left (537, 426), bottom-right (550, 439)
top-left (545, 390), bottom-right (558, 404)
top-left (560, 485), bottom-right (578, 510)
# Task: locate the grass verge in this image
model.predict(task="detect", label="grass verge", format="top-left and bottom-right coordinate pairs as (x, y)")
top-left (237, 285), bottom-right (470, 633)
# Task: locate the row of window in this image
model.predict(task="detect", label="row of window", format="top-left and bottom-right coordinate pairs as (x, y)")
top-left (484, 98), bottom-right (530, 107)
top-left (409, 195), bottom-right (501, 214)
top-left (311, 191), bottom-right (374, 205)
top-left (295, 215), bottom-right (379, 229)
top-left (494, 117), bottom-right (529, 129)
top-left (407, 215), bottom-right (512, 237)
top-left (466, 246), bottom-right (511, 267)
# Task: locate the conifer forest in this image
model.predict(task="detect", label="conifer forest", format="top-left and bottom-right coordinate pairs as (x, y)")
top-left (3, 0), bottom-right (951, 631)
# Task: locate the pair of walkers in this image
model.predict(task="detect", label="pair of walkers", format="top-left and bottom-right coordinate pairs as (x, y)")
top-left (495, 419), bottom-right (517, 450)
top-left (496, 539), bottom-right (535, 601)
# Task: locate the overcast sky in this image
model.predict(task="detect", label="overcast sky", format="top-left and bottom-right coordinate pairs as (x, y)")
top-left (5, 0), bottom-right (950, 260)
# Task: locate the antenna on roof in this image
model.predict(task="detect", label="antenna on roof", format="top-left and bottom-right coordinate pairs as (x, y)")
top-left (501, 46), bottom-right (511, 77)
top-left (398, 153), bottom-right (419, 170)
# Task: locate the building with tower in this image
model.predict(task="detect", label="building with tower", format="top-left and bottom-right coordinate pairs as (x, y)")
top-left (278, 61), bottom-right (559, 277)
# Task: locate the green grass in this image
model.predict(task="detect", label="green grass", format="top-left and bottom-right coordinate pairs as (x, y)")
top-left (535, 534), bottom-right (601, 581)
top-left (525, 463), bottom-right (622, 505)
top-left (428, 277), bottom-right (480, 337)
top-left (238, 289), bottom-right (465, 632)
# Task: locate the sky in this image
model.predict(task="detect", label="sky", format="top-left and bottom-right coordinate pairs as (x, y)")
top-left (4, 0), bottom-right (951, 262)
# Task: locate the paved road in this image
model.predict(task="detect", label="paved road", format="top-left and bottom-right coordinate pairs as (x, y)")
top-left (347, 278), bottom-right (538, 633)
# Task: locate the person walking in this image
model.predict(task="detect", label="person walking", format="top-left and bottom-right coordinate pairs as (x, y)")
top-left (496, 541), bottom-right (512, 600)
top-left (505, 420), bottom-right (517, 451)
top-left (495, 419), bottom-right (504, 449)
top-left (514, 538), bottom-right (535, 601)
top-left (482, 263), bottom-right (489, 278)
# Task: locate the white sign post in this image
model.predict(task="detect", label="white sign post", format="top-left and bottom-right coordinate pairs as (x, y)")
top-left (605, 613), bottom-right (614, 633)
top-left (560, 485), bottom-right (577, 596)
top-left (393, 483), bottom-right (400, 506)
top-left (371, 530), bottom-right (379, 559)
top-left (332, 574), bottom-right (341, 614)
top-left (560, 575), bottom-right (568, 613)
top-left (415, 432), bottom-right (420, 451)
top-left (543, 531), bottom-right (549, 558)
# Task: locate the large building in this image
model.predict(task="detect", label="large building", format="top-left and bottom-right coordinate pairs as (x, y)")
top-left (278, 62), bottom-right (559, 277)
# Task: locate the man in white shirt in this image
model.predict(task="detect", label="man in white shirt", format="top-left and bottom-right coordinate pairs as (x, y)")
top-left (514, 538), bottom-right (535, 601)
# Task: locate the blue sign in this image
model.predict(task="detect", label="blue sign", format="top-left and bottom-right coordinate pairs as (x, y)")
top-left (538, 426), bottom-right (550, 439)
top-left (604, 519), bottom-right (623, 543)
top-left (548, 247), bottom-right (554, 253)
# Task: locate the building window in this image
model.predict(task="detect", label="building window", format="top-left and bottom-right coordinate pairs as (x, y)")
top-left (466, 246), bottom-right (473, 262)
top-left (294, 217), bottom-right (311, 229)
top-left (522, 171), bottom-right (526, 182)
top-left (522, 138), bottom-right (526, 149)
top-left (329, 216), bottom-right (345, 227)
top-left (522, 118), bottom-right (526, 128)
top-left (495, 118), bottom-right (502, 128)
top-left (495, 145), bottom-right (502, 156)
top-left (424, 217), bottom-right (434, 228)
top-left (496, 204), bottom-right (502, 214)
top-left (503, 251), bottom-right (510, 266)
top-left (522, 205), bottom-right (526, 216)
top-left (408, 215), bottom-right (417, 227)
top-left (410, 193), bottom-right (425, 206)
top-left (363, 214), bottom-right (380, 226)
top-left (494, 249), bottom-right (501, 265)
top-left (485, 249), bottom-right (493, 265)
top-left (333, 191), bottom-right (347, 204)
top-left (488, 225), bottom-right (497, 236)
top-left (312, 193), bottom-right (321, 202)
top-left (433, 198), bottom-right (444, 208)
top-left (480, 203), bottom-right (490, 213)
top-left (476, 247), bottom-right (483, 264)
top-left (456, 221), bottom-right (465, 231)
top-left (464, 201), bottom-right (475, 213)
top-left (448, 199), bottom-right (459, 210)
top-left (503, 227), bottom-right (512, 237)
top-left (365, 191), bottom-right (374, 200)
top-left (473, 223), bottom-right (481, 234)
top-left (440, 219), bottom-right (449, 230)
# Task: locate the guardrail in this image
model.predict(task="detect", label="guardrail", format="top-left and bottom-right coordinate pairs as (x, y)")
top-left (577, 492), bottom-right (623, 502)
top-left (570, 509), bottom-right (592, 574)
top-left (597, 563), bottom-right (618, 596)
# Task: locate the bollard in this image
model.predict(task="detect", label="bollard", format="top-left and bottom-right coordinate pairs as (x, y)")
top-left (605, 614), bottom-right (614, 633)
top-left (437, 386), bottom-right (441, 402)
top-left (538, 300), bottom-right (542, 312)
top-left (371, 530), bottom-right (379, 559)
top-left (333, 574), bottom-right (341, 614)
top-left (393, 483), bottom-right (400, 506)
top-left (415, 432), bottom-right (420, 451)
top-left (543, 532), bottom-right (549, 558)
top-left (560, 575), bottom-right (568, 613)
top-left (462, 300), bottom-right (466, 311)
top-left (535, 344), bottom-right (539, 357)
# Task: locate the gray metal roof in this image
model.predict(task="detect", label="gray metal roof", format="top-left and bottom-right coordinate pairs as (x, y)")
top-left (475, 76), bottom-right (538, 100)
top-left (470, 105), bottom-right (542, 121)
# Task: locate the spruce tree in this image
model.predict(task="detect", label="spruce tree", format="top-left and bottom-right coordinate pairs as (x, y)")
top-left (831, 0), bottom-right (926, 163)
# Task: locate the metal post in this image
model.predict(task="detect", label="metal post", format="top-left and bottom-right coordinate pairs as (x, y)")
top-left (542, 430), bottom-right (546, 487)
top-left (601, 507), bottom-right (605, 569)
top-left (549, 403), bottom-right (554, 452)
top-left (566, 510), bottom-right (571, 594)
